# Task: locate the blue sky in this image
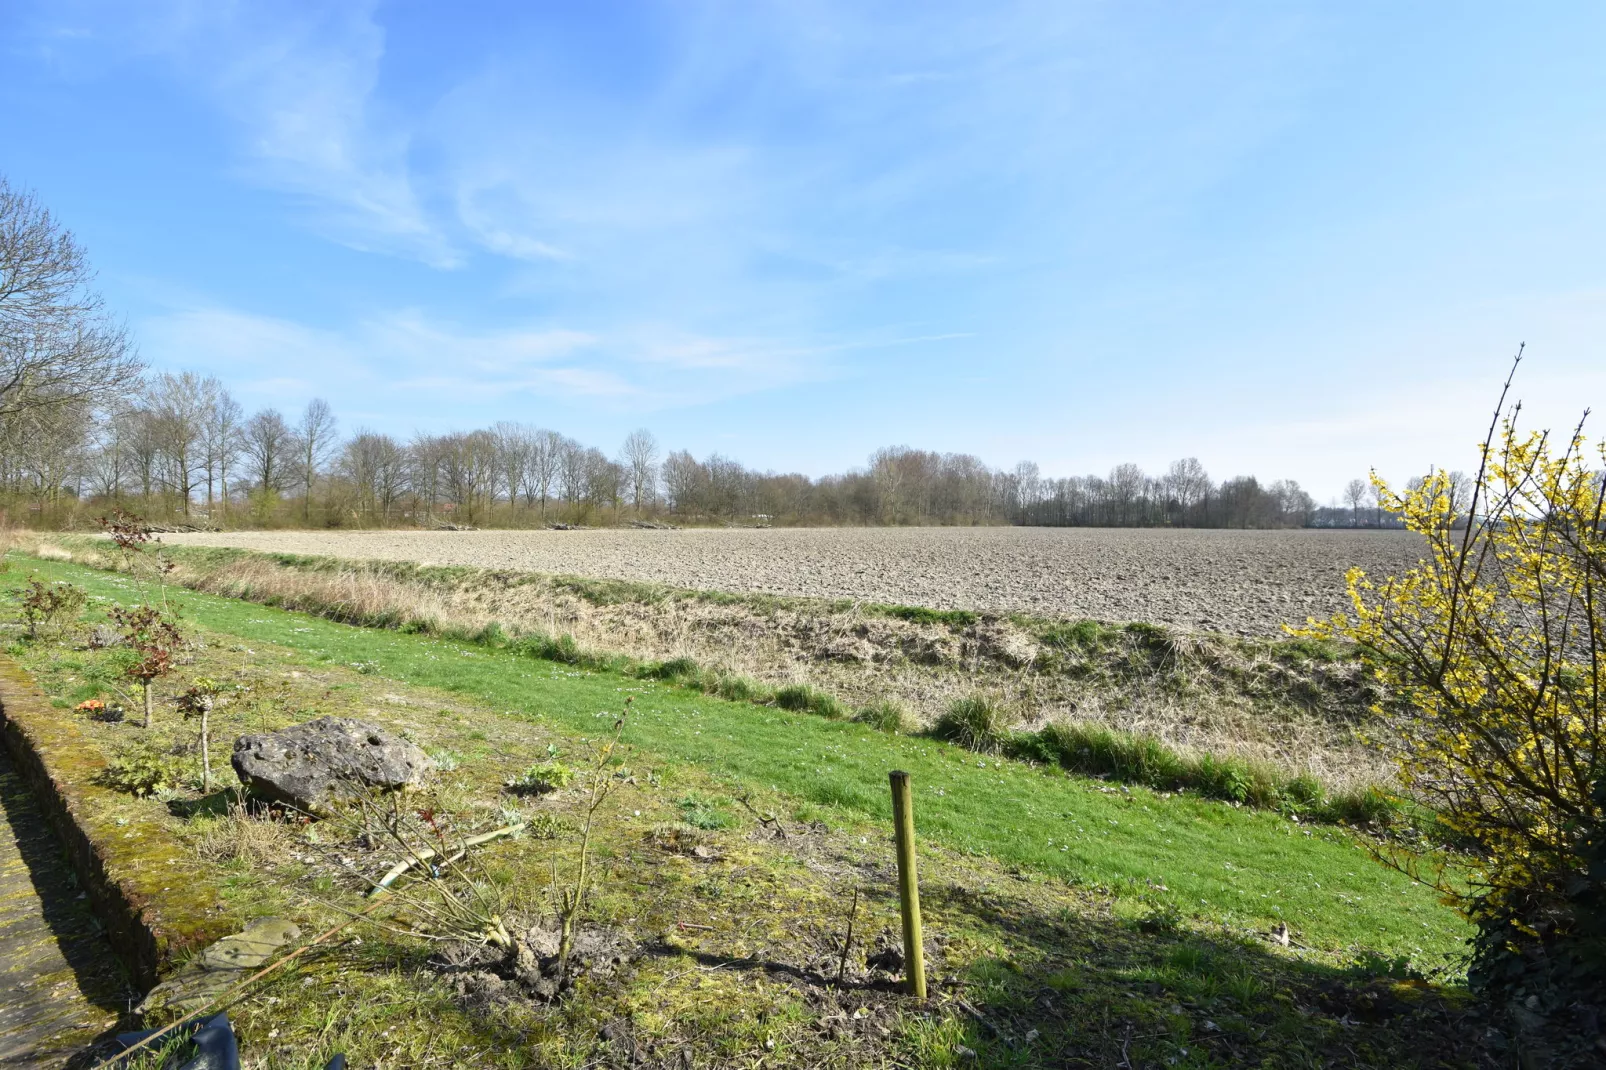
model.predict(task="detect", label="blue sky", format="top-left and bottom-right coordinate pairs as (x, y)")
top-left (2, 1), bottom-right (1602, 501)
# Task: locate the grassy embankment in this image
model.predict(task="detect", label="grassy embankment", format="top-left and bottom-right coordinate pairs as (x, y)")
top-left (2, 549), bottom-right (1490, 1067)
top-left (32, 534), bottom-right (1393, 814)
top-left (10, 550), bottom-right (1462, 959)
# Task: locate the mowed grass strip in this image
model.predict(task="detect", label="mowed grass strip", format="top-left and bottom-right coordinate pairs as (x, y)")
top-left (11, 554), bottom-right (1468, 962)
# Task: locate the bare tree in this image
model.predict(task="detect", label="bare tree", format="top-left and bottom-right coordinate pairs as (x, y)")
top-left (438, 430), bottom-right (498, 523)
top-left (620, 428), bottom-right (659, 515)
top-left (0, 176), bottom-right (141, 419)
top-left (557, 435), bottom-right (586, 508)
top-left (295, 398), bottom-right (338, 523)
top-left (524, 428), bottom-right (563, 519)
top-left (202, 386), bottom-right (243, 519)
top-left (242, 408), bottom-right (293, 495)
top-left (1163, 458), bottom-right (1212, 523)
top-left (494, 422), bottom-right (532, 519)
top-left (341, 430), bottom-right (407, 523)
top-left (1343, 478), bottom-right (1368, 526)
top-left (146, 371), bottom-right (213, 516)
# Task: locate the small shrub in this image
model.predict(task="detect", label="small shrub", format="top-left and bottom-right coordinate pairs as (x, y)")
top-left (774, 683), bottom-right (845, 719)
top-left (17, 579), bottom-right (87, 640)
top-left (100, 741), bottom-right (188, 797)
top-left (854, 699), bottom-right (910, 733)
top-left (175, 677), bottom-right (232, 793)
top-left (932, 694), bottom-right (1015, 753)
top-left (109, 603), bottom-right (183, 729)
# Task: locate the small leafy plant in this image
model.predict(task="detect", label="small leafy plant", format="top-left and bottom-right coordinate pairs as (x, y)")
top-left (505, 759), bottom-right (575, 796)
top-left (176, 677), bottom-right (233, 792)
top-left (109, 604), bottom-right (183, 729)
top-left (100, 740), bottom-right (188, 797)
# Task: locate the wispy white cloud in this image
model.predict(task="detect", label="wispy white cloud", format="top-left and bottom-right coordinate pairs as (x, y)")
top-left (66, 1), bottom-right (457, 266)
top-left (139, 304), bottom-right (837, 422)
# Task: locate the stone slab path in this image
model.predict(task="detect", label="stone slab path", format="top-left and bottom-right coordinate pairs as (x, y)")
top-left (0, 747), bottom-right (131, 1067)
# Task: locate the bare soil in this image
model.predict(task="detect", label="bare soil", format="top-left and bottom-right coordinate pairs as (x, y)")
top-left (161, 527), bottom-right (1426, 637)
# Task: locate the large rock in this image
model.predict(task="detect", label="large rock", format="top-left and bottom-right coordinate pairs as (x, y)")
top-left (232, 716), bottom-right (433, 813)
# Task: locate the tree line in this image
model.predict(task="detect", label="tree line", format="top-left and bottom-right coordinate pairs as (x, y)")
top-left (2, 372), bottom-right (1403, 530)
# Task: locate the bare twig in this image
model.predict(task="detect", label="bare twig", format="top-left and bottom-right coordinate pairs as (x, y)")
top-left (736, 792), bottom-right (789, 840)
top-left (836, 887), bottom-right (859, 984)
top-left (367, 822), bottom-right (527, 898)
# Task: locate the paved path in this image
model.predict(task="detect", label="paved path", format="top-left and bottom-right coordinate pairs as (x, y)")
top-left (0, 747), bottom-right (131, 1067)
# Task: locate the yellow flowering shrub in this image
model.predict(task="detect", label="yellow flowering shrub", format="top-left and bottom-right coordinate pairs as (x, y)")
top-left (1297, 381), bottom-right (1604, 1012)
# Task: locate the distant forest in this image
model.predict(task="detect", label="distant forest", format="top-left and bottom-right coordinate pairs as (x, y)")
top-left (3, 369), bottom-right (1410, 531)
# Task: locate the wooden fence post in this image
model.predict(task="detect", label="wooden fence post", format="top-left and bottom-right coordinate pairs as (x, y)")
top-left (888, 769), bottom-right (927, 998)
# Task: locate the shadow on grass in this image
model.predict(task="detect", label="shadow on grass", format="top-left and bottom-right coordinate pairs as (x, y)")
top-left (915, 879), bottom-right (1503, 1069)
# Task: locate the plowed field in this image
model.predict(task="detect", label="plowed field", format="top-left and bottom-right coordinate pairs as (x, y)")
top-left (161, 527), bottom-right (1424, 636)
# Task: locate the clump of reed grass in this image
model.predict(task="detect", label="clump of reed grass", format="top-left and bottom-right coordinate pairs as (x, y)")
top-left (854, 699), bottom-right (911, 733)
top-left (774, 682), bottom-right (846, 719)
top-left (932, 694), bottom-right (1016, 753)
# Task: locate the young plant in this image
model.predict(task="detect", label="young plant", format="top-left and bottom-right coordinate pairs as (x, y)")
top-left (109, 604), bottom-right (183, 729)
top-left (16, 579), bottom-right (87, 640)
top-left (97, 508), bottom-right (177, 607)
top-left (176, 677), bottom-right (231, 792)
top-left (553, 696), bottom-right (632, 981)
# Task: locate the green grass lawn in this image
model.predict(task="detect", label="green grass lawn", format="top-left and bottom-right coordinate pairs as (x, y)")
top-left (7, 553), bottom-right (1469, 967)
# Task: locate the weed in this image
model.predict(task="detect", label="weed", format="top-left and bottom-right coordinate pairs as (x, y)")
top-left (643, 656), bottom-right (699, 681)
top-left (523, 812), bottom-right (572, 840)
top-left (427, 748), bottom-right (463, 772)
top-left (505, 760), bottom-right (575, 796)
top-left (100, 740), bottom-right (190, 797)
top-left (677, 792), bottom-right (734, 830)
top-left (193, 801), bottom-right (296, 867)
top-left (645, 821), bottom-right (710, 854)
top-left (1133, 902), bottom-right (1184, 936)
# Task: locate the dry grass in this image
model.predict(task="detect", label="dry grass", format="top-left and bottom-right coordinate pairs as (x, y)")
top-left (189, 800), bottom-right (299, 867)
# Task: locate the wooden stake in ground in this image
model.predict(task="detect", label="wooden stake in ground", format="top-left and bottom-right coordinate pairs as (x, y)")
top-left (888, 769), bottom-right (926, 998)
